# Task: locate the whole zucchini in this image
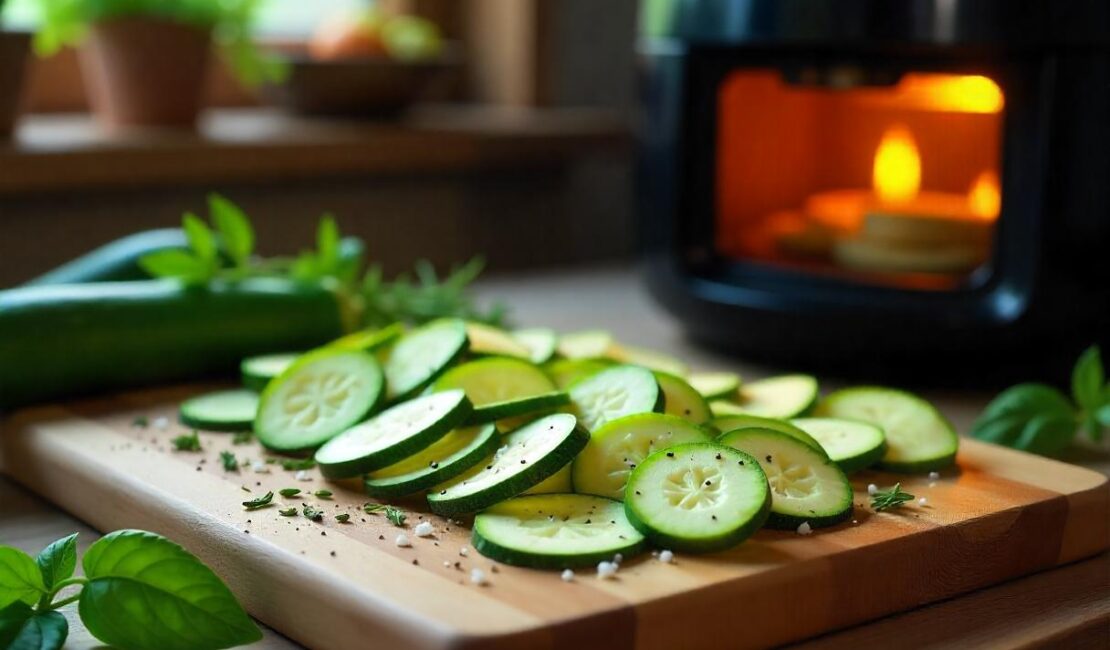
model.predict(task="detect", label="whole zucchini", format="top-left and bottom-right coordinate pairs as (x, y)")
top-left (0, 278), bottom-right (346, 411)
top-left (24, 229), bottom-right (189, 287)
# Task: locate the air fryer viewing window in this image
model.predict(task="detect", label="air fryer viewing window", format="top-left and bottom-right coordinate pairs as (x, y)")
top-left (715, 70), bottom-right (1004, 289)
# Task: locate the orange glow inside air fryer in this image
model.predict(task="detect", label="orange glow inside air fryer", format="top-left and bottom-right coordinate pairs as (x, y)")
top-left (715, 71), bottom-right (1004, 287)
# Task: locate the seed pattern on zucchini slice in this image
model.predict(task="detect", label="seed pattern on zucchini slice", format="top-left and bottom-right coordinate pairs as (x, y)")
top-left (364, 424), bottom-right (499, 498)
top-left (569, 365), bottom-right (663, 432)
top-left (384, 318), bottom-right (469, 402)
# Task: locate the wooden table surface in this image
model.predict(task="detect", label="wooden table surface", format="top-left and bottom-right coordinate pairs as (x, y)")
top-left (2, 265), bottom-right (1108, 649)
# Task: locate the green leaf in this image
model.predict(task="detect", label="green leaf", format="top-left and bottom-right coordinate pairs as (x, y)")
top-left (317, 215), bottom-right (340, 272)
top-left (139, 250), bottom-right (212, 285)
top-left (0, 602), bottom-right (68, 650)
top-left (1013, 414), bottom-right (1078, 456)
top-left (1071, 346), bottom-right (1105, 412)
top-left (79, 530), bottom-right (261, 650)
top-left (35, 534), bottom-right (77, 591)
top-left (0, 547), bottom-right (46, 608)
top-left (182, 213), bottom-right (217, 263)
top-left (970, 414), bottom-right (1027, 446)
top-left (208, 193), bottom-right (254, 266)
top-left (977, 383), bottom-right (1076, 423)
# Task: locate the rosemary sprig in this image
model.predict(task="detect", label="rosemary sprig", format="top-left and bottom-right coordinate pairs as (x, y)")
top-left (870, 483), bottom-right (915, 511)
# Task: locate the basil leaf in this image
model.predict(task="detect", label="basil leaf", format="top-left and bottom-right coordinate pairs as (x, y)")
top-left (970, 414), bottom-right (1027, 446)
top-left (0, 602), bottom-right (68, 650)
top-left (0, 547), bottom-right (46, 608)
top-left (35, 534), bottom-right (77, 591)
top-left (1013, 413), bottom-right (1078, 456)
top-left (978, 383), bottom-right (1075, 423)
top-left (209, 193), bottom-right (254, 267)
top-left (1071, 346), bottom-right (1105, 412)
top-left (182, 213), bottom-right (217, 263)
top-left (79, 530), bottom-right (261, 650)
top-left (138, 250), bottom-right (212, 285)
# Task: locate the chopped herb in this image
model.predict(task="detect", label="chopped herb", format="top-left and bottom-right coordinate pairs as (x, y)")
top-left (171, 431), bottom-right (202, 452)
top-left (871, 483), bottom-right (915, 512)
top-left (279, 507), bottom-right (298, 517)
top-left (131, 415), bottom-right (149, 428)
top-left (385, 506), bottom-right (407, 527)
top-left (242, 491), bottom-right (274, 511)
top-left (335, 513), bottom-right (350, 523)
top-left (279, 488), bottom-right (302, 498)
top-left (281, 458), bottom-right (316, 471)
top-left (303, 504), bottom-right (324, 521)
top-left (231, 431), bottom-right (253, 445)
top-left (314, 489), bottom-right (333, 499)
top-left (363, 503), bottom-right (386, 514)
top-left (219, 451), bottom-right (239, 471)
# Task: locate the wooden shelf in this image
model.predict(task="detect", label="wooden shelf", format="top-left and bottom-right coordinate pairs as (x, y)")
top-left (0, 105), bottom-right (630, 195)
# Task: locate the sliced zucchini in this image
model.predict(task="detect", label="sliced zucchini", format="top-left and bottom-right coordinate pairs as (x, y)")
top-left (328, 322), bottom-right (405, 353)
top-left (572, 413), bottom-right (712, 499)
top-left (569, 365), bottom-right (663, 432)
top-left (718, 428), bottom-right (853, 529)
top-left (363, 423), bottom-right (498, 498)
top-left (654, 372), bottom-right (711, 424)
top-left (315, 389), bottom-right (472, 479)
top-left (427, 413), bottom-right (589, 515)
top-left (255, 349), bottom-right (385, 452)
top-left (466, 322), bottom-right (532, 359)
top-left (544, 358), bottom-right (613, 390)
top-left (557, 330), bottom-right (613, 360)
top-left (607, 343), bottom-right (689, 377)
top-left (791, 417), bottom-right (886, 474)
top-left (240, 352), bottom-right (300, 392)
top-left (817, 387), bottom-right (958, 472)
top-left (473, 494), bottom-right (645, 569)
top-left (709, 414), bottom-right (826, 455)
top-left (433, 357), bottom-right (556, 405)
top-left (512, 328), bottom-right (558, 364)
top-left (688, 372), bottom-right (742, 401)
top-left (624, 443), bottom-right (770, 553)
top-left (710, 374), bottom-right (819, 419)
top-left (522, 464), bottom-right (573, 495)
top-left (383, 318), bottom-right (469, 401)
top-left (179, 389), bottom-right (259, 432)
top-left (467, 391), bottom-right (571, 425)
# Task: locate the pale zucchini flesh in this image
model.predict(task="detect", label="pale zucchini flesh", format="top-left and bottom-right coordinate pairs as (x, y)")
top-left (711, 374), bottom-right (819, 419)
top-left (364, 423), bottom-right (498, 498)
top-left (709, 414), bottom-right (826, 456)
top-left (384, 318), bottom-right (469, 401)
top-left (654, 372), bottom-right (712, 424)
top-left (791, 417), bottom-right (886, 474)
top-left (688, 372), bottom-right (742, 400)
top-left (569, 365), bottom-right (663, 432)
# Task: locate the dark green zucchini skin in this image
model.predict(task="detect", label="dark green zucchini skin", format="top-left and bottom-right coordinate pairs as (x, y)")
top-left (24, 229), bottom-right (189, 287)
top-left (0, 278), bottom-right (344, 411)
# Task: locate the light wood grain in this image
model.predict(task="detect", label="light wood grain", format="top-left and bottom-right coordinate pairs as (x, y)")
top-left (2, 384), bottom-right (1106, 650)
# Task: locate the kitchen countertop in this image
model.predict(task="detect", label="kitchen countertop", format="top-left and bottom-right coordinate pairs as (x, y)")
top-left (2, 264), bottom-right (1107, 649)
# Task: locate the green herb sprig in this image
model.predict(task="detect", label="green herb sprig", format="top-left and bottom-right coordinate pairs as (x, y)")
top-left (870, 484), bottom-right (915, 511)
top-left (302, 505), bottom-right (324, 522)
top-left (219, 451), bottom-right (239, 472)
top-left (972, 346), bottom-right (1109, 455)
top-left (241, 491), bottom-right (274, 511)
top-left (170, 431), bottom-right (202, 452)
top-left (335, 513), bottom-right (350, 524)
top-left (0, 531), bottom-right (260, 650)
top-left (231, 431), bottom-right (253, 445)
top-left (279, 488), bottom-right (301, 498)
top-left (384, 506), bottom-right (407, 527)
top-left (280, 458), bottom-right (316, 471)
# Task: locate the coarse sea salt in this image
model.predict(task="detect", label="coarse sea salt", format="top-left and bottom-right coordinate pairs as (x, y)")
top-left (395, 534), bottom-right (411, 548)
top-left (561, 569), bottom-right (575, 582)
top-left (867, 484), bottom-right (878, 495)
top-left (596, 561), bottom-right (618, 579)
top-left (658, 550), bottom-right (674, 564)
top-left (413, 521), bottom-right (434, 537)
top-left (459, 546), bottom-right (469, 557)
top-left (153, 417), bottom-right (169, 430)
top-left (295, 470), bottom-right (312, 481)
top-left (470, 568), bottom-right (488, 586)
top-left (796, 522), bottom-right (813, 535)
top-left (928, 471), bottom-right (940, 481)
top-left (918, 497), bottom-right (928, 506)
top-left (251, 461), bottom-right (270, 474)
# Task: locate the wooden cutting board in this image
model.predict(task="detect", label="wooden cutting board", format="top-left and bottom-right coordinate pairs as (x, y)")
top-left (2, 385), bottom-right (1107, 650)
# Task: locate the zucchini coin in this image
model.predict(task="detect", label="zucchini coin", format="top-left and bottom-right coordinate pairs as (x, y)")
top-left (569, 365), bottom-right (663, 432)
top-left (384, 318), bottom-right (469, 401)
top-left (791, 417), bottom-right (886, 474)
top-left (688, 372), bottom-right (742, 401)
top-left (364, 423), bottom-right (498, 498)
top-left (654, 372), bottom-right (711, 424)
top-left (179, 389), bottom-right (259, 432)
top-left (710, 414), bottom-right (826, 455)
top-left (710, 374), bottom-right (819, 419)
top-left (240, 352), bottom-right (299, 392)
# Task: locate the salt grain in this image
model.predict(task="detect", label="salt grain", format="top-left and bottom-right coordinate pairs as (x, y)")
top-left (414, 521), bottom-right (435, 537)
top-left (395, 534), bottom-right (411, 548)
top-left (658, 550), bottom-right (674, 564)
top-left (470, 568), bottom-right (488, 586)
top-left (295, 470), bottom-right (312, 481)
top-left (561, 569), bottom-right (575, 582)
top-left (928, 471), bottom-right (940, 481)
top-left (251, 461), bottom-right (270, 474)
top-left (596, 561), bottom-right (618, 579)
top-left (153, 417), bottom-right (169, 430)
top-left (459, 546), bottom-right (469, 557)
top-left (796, 522), bottom-right (813, 535)
top-left (918, 497), bottom-right (928, 506)
top-left (867, 484), bottom-right (878, 495)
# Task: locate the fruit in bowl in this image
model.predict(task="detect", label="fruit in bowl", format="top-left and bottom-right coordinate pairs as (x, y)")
top-left (309, 8), bottom-right (442, 62)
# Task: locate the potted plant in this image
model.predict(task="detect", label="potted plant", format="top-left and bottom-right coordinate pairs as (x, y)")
top-left (33, 0), bottom-right (283, 129)
top-left (0, 0), bottom-right (33, 138)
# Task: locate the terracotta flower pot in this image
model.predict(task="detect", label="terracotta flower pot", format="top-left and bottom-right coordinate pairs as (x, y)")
top-left (0, 31), bottom-right (31, 138)
top-left (79, 18), bottom-right (211, 129)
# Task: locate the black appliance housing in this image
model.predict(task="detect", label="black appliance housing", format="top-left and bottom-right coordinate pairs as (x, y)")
top-left (639, 0), bottom-right (1109, 384)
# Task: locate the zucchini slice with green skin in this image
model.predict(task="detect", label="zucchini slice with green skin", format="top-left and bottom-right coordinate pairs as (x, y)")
top-left (557, 330), bottom-right (614, 360)
top-left (624, 443), bottom-right (770, 553)
top-left (427, 413), bottom-right (589, 515)
top-left (523, 464), bottom-right (573, 494)
top-left (572, 413), bottom-right (713, 499)
top-left (315, 389), bottom-right (472, 479)
top-left (384, 319), bottom-right (469, 402)
top-left (473, 494), bottom-right (646, 569)
top-left (607, 344), bottom-right (689, 377)
top-left (255, 348), bottom-right (384, 452)
top-left (543, 358), bottom-right (613, 390)
top-left (466, 322), bottom-right (532, 359)
top-left (240, 352), bottom-right (300, 392)
top-left (718, 428), bottom-right (853, 529)
top-left (467, 391), bottom-right (571, 425)
top-left (433, 357), bottom-right (556, 406)
top-left (654, 372), bottom-right (712, 424)
top-left (327, 322), bottom-right (405, 353)
top-left (179, 389), bottom-right (259, 432)
top-left (817, 387), bottom-right (959, 472)
top-left (569, 365), bottom-right (664, 432)
top-left (363, 423), bottom-right (498, 498)
top-left (688, 372), bottom-right (742, 401)
top-left (709, 414), bottom-right (826, 456)
top-left (710, 374), bottom-right (819, 419)
top-left (512, 328), bottom-right (558, 364)
top-left (791, 417), bottom-right (887, 474)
